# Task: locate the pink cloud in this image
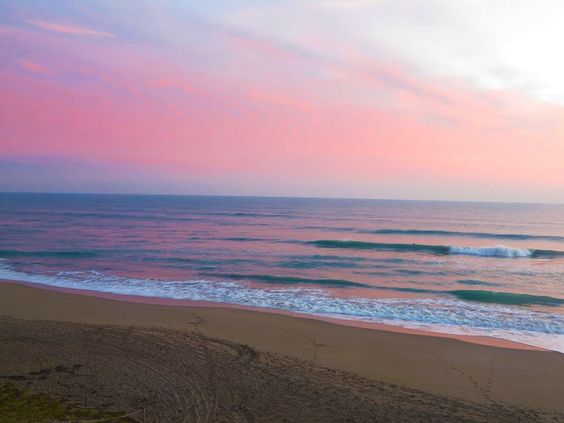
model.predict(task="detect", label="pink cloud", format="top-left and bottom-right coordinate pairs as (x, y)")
top-left (27, 19), bottom-right (114, 37)
top-left (18, 60), bottom-right (53, 76)
top-left (151, 77), bottom-right (199, 96)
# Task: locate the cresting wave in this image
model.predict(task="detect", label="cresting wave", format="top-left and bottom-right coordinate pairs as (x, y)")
top-left (0, 263), bottom-right (562, 352)
top-left (448, 245), bottom-right (532, 258)
top-left (449, 290), bottom-right (564, 307)
top-left (308, 240), bottom-right (564, 258)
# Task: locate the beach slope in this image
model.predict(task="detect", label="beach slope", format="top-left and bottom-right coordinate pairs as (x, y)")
top-left (0, 281), bottom-right (562, 422)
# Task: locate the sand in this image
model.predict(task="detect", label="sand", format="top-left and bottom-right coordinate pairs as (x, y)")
top-left (0, 280), bottom-right (563, 422)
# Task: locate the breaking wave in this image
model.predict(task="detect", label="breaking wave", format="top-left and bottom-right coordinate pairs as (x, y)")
top-left (448, 245), bottom-right (532, 257)
top-left (308, 240), bottom-right (563, 258)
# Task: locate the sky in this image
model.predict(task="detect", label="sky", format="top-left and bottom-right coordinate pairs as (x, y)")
top-left (1, 0), bottom-right (563, 202)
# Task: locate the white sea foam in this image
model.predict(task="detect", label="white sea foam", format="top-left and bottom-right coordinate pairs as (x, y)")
top-left (449, 245), bottom-right (533, 258)
top-left (0, 262), bottom-right (562, 352)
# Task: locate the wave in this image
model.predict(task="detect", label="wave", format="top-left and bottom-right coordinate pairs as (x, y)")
top-left (0, 249), bottom-right (101, 258)
top-left (51, 211), bottom-right (198, 222)
top-left (278, 254), bottom-right (369, 269)
top-left (308, 240), bottom-right (564, 258)
top-left (142, 256), bottom-right (257, 267)
top-left (308, 240), bottom-right (449, 254)
top-left (450, 246), bottom-right (564, 259)
top-left (210, 211), bottom-right (297, 219)
top-left (448, 245), bottom-right (532, 257)
top-left (203, 273), bottom-right (371, 288)
top-left (299, 225), bottom-right (358, 232)
top-left (206, 273), bottom-right (441, 293)
top-left (457, 279), bottom-right (499, 287)
top-left (449, 290), bottom-right (564, 307)
top-left (366, 229), bottom-right (564, 242)
top-left (215, 272), bottom-right (564, 305)
top-left (0, 263), bottom-right (562, 352)
top-left (230, 212), bottom-right (269, 217)
top-left (531, 249), bottom-right (564, 258)
top-left (217, 237), bottom-right (281, 243)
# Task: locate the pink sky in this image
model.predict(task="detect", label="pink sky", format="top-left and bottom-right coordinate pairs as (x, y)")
top-left (1, 1), bottom-right (563, 202)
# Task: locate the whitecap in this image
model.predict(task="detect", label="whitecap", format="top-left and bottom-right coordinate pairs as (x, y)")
top-left (449, 245), bottom-right (532, 258)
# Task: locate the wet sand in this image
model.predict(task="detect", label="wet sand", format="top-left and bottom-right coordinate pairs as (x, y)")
top-left (0, 281), bottom-right (563, 422)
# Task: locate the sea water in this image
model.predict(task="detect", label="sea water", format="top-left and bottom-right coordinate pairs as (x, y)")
top-left (0, 193), bottom-right (562, 351)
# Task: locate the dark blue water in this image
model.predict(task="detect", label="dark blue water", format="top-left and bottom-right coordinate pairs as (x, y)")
top-left (1, 193), bottom-right (563, 350)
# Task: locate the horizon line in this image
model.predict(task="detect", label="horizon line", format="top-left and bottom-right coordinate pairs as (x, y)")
top-left (1, 191), bottom-right (562, 206)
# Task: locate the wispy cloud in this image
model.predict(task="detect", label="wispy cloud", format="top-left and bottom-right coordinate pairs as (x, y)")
top-left (27, 19), bottom-right (114, 37)
top-left (19, 60), bottom-right (54, 76)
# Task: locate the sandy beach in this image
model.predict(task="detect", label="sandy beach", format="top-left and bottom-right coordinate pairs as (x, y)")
top-left (0, 280), bottom-right (562, 422)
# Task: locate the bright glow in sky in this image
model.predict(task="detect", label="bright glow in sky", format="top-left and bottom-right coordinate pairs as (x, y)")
top-left (1, 0), bottom-right (563, 202)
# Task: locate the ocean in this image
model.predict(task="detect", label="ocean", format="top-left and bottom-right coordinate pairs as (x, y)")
top-left (1, 193), bottom-right (563, 351)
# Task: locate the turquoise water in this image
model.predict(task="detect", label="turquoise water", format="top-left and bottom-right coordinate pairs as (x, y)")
top-left (0, 193), bottom-right (563, 351)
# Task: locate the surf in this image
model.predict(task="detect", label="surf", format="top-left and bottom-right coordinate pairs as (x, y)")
top-left (448, 245), bottom-right (532, 257)
top-left (203, 273), bottom-right (371, 288)
top-left (1, 263), bottom-right (562, 349)
top-left (308, 240), bottom-right (564, 258)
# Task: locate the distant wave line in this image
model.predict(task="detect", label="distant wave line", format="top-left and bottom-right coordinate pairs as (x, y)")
top-left (0, 249), bottom-right (102, 258)
top-left (364, 228), bottom-right (564, 242)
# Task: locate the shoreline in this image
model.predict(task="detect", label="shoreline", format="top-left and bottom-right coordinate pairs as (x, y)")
top-left (1, 279), bottom-right (563, 414)
top-left (0, 278), bottom-right (550, 352)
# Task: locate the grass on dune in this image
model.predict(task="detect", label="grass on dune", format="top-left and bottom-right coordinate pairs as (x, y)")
top-left (0, 384), bottom-right (136, 422)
